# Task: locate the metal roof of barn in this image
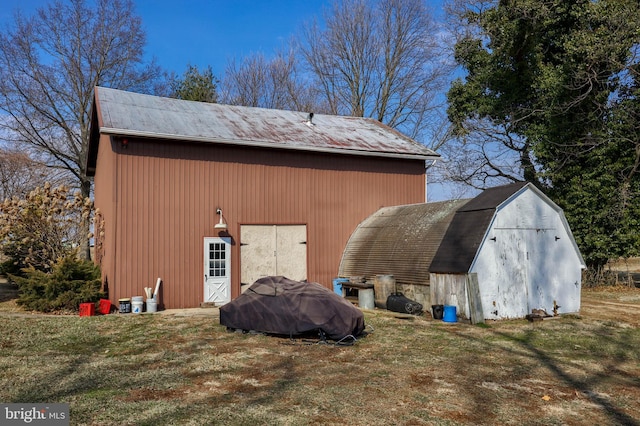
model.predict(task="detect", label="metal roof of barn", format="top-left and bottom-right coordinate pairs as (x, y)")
top-left (86, 87), bottom-right (438, 175)
top-left (338, 199), bottom-right (470, 286)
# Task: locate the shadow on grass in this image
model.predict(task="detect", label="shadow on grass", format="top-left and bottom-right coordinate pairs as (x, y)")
top-left (445, 322), bottom-right (640, 426)
top-left (4, 312), bottom-right (639, 425)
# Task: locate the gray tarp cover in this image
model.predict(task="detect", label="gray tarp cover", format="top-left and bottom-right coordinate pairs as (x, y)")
top-left (219, 276), bottom-right (365, 340)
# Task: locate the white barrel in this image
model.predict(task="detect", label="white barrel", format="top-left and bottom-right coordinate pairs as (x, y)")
top-left (146, 298), bottom-right (157, 313)
top-left (132, 299), bottom-right (143, 314)
top-left (358, 288), bottom-right (375, 310)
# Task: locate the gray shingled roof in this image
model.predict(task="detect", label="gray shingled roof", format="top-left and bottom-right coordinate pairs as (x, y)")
top-left (429, 182), bottom-right (529, 273)
top-left (87, 86), bottom-right (438, 175)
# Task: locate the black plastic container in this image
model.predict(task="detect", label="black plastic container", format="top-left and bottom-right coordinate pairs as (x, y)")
top-left (431, 304), bottom-right (444, 320)
top-left (386, 292), bottom-right (423, 315)
top-left (119, 298), bottom-right (131, 314)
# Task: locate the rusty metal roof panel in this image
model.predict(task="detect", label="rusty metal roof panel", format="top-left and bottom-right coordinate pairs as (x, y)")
top-left (339, 199), bottom-right (470, 286)
top-left (93, 86), bottom-right (439, 160)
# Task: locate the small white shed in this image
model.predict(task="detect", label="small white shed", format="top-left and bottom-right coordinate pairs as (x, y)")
top-left (430, 182), bottom-right (586, 321)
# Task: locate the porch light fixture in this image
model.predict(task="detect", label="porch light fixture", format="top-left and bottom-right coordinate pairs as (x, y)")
top-left (214, 208), bottom-right (227, 230)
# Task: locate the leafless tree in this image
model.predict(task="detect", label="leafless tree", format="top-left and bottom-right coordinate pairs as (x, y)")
top-left (0, 147), bottom-right (69, 201)
top-left (221, 47), bottom-right (325, 113)
top-left (301, 0), bottom-right (451, 147)
top-left (0, 0), bottom-right (162, 196)
top-left (435, 119), bottom-right (530, 190)
top-left (221, 54), bottom-right (268, 107)
top-left (0, 0), bottom-right (163, 258)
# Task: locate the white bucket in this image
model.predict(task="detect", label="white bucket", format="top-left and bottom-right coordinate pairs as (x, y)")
top-left (132, 299), bottom-right (143, 314)
top-left (146, 298), bottom-right (157, 313)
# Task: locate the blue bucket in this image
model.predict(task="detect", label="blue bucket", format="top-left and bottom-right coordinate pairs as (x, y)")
top-left (443, 305), bottom-right (457, 322)
top-left (332, 278), bottom-right (349, 296)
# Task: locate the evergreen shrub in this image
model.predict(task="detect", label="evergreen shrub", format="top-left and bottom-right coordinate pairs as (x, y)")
top-left (11, 257), bottom-right (104, 312)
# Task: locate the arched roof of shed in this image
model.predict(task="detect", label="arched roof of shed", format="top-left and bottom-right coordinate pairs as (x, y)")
top-left (338, 199), bottom-right (470, 286)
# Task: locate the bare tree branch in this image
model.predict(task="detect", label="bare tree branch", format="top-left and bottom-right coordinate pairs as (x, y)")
top-left (0, 0), bottom-right (163, 258)
top-left (301, 0), bottom-right (451, 148)
top-left (221, 46), bottom-right (326, 113)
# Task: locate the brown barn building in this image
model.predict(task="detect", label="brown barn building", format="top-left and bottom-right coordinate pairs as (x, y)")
top-left (86, 87), bottom-right (439, 309)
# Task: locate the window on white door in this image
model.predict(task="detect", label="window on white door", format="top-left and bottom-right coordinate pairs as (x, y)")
top-left (204, 237), bottom-right (231, 305)
top-left (208, 242), bottom-right (227, 277)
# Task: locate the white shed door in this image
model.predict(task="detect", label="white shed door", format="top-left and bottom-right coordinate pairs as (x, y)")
top-left (490, 229), bottom-right (557, 317)
top-left (204, 237), bottom-right (231, 305)
top-left (240, 225), bottom-right (307, 291)
top-left (526, 229), bottom-right (559, 312)
top-left (492, 229), bottom-right (530, 318)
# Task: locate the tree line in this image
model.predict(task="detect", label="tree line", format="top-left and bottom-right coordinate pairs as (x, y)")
top-left (445, 0), bottom-right (640, 268)
top-left (0, 0), bottom-right (639, 270)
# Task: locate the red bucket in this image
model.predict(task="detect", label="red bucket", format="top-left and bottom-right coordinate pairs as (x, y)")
top-left (79, 303), bottom-right (95, 317)
top-left (99, 299), bottom-right (111, 315)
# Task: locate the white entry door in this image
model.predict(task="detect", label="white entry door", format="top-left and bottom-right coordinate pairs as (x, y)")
top-left (204, 237), bottom-right (231, 305)
top-left (240, 225), bottom-right (307, 291)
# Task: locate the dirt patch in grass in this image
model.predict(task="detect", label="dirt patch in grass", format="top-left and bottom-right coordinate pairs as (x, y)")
top-left (0, 279), bottom-right (639, 425)
top-left (582, 286), bottom-right (640, 326)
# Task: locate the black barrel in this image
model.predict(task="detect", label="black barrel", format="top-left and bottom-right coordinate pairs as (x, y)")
top-left (386, 293), bottom-right (423, 315)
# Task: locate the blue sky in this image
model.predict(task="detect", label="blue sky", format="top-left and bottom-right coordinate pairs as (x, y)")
top-left (1, 1), bottom-right (447, 76)
top-left (133, 0), bottom-right (330, 75)
top-left (0, 1), bottom-right (332, 76)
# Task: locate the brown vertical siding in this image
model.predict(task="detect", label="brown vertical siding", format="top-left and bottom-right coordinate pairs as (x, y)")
top-left (94, 136), bottom-right (425, 308)
top-left (93, 136), bottom-right (116, 297)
